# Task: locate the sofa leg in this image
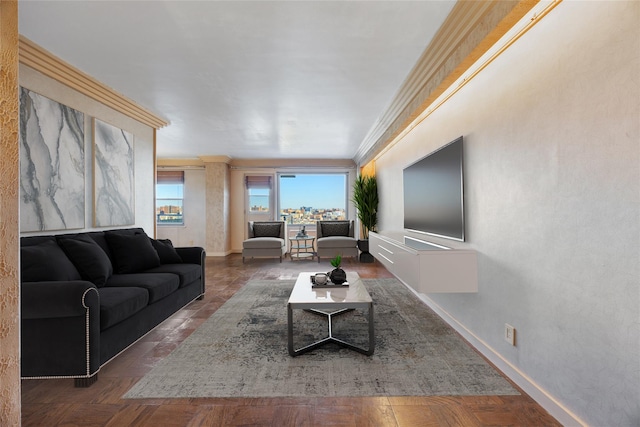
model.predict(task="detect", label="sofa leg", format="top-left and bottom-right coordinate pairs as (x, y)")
top-left (75, 374), bottom-right (98, 387)
top-left (242, 257), bottom-right (245, 263)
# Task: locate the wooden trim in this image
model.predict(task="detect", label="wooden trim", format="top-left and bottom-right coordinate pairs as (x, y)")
top-left (199, 155), bottom-right (233, 164)
top-left (228, 158), bottom-right (356, 169)
top-left (18, 35), bottom-right (169, 129)
top-left (157, 158), bottom-right (205, 168)
top-left (153, 128), bottom-right (158, 238)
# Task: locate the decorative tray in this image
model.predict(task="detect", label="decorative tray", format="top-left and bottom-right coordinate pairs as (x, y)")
top-left (310, 275), bottom-right (349, 289)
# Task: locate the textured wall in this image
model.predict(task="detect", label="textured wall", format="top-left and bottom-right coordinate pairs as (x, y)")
top-left (375, 2), bottom-right (639, 426)
top-left (206, 162), bottom-right (230, 255)
top-left (0, 1), bottom-right (21, 425)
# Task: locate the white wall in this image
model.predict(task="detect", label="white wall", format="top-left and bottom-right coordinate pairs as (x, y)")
top-left (375, 2), bottom-right (639, 426)
top-left (156, 168), bottom-right (207, 248)
top-left (19, 65), bottom-right (156, 235)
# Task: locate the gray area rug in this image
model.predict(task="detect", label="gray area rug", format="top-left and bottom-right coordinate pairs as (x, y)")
top-left (124, 278), bottom-right (518, 399)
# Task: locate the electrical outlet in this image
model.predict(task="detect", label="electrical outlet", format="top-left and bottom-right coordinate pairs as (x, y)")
top-left (504, 324), bottom-right (516, 346)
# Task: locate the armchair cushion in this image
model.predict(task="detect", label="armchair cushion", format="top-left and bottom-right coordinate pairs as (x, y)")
top-left (243, 237), bottom-right (284, 249)
top-left (317, 236), bottom-right (357, 249)
top-left (252, 222), bottom-right (283, 238)
top-left (320, 221), bottom-right (351, 237)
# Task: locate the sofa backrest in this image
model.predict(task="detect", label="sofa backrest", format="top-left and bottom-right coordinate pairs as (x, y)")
top-left (316, 220), bottom-right (354, 238)
top-left (20, 228), bottom-right (150, 285)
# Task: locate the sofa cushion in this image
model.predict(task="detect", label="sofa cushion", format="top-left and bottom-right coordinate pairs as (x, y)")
top-left (150, 238), bottom-right (183, 264)
top-left (106, 273), bottom-right (179, 304)
top-left (106, 232), bottom-right (161, 274)
top-left (144, 264), bottom-right (201, 288)
top-left (321, 221), bottom-right (350, 237)
top-left (253, 222), bottom-right (282, 238)
top-left (317, 236), bottom-right (357, 249)
top-left (98, 286), bottom-right (149, 330)
top-left (21, 238), bottom-right (82, 282)
top-left (243, 237), bottom-right (284, 249)
top-left (58, 235), bottom-right (113, 287)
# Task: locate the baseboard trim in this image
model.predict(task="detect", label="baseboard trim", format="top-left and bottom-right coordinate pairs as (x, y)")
top-left (407, 287), bottom-right (586, 427)
top-left (206, 251), bottom-right (233, 257)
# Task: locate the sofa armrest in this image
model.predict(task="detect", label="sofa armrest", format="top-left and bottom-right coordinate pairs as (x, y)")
top-left (174, 246), bottom-right (204, 265)
top-left (175, 246), bottom-right (206, 295)
top-left (21, 280), bottom-right (99, 319)
top-left (21, 280), bottom-right (101, 379)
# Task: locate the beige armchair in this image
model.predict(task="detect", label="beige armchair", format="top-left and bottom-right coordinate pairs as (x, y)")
top-left (316, 220), bottom-right (358, 262)
top-left (242, 221), bottom-right (287, 262)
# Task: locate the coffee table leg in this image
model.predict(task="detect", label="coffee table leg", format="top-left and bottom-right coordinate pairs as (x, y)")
top-left (287, 303), bottom-right (295, 356)
top-left (289, 304), bottom-right (375, 357)
top-left (367, 302), bottom-right (375, 355)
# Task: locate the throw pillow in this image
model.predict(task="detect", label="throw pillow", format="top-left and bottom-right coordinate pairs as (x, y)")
top-left (58, 235), bottom-right (113, 287)
top-left (21, 239), bottom-right (82, 282)
top-left (321, 221), bottom-right (350, 237)
top-left (150, 238), bottom-right (183, 264)
top-left (253, 222), bottom-right (282, 238)
top-left (106, 231), bottom-right (161, 274)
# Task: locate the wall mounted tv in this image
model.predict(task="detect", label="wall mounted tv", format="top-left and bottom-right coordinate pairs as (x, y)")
top-left (403, 136), bottom-right (464, 241)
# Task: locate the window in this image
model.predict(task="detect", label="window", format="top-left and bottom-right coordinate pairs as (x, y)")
top-left (156, 171), bottom-right (184, 225)
top-left (246, 176), bottom-right (272, 213)
top-left (278, 173), bottom-right (347, 226)
top-left (246, 175), bottom-right (272, 214)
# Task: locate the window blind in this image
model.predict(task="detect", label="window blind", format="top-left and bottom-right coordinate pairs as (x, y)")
top-left (157, 170), bottom-right (184, 185)
top-left (245, 175), bottom-right (272, 189)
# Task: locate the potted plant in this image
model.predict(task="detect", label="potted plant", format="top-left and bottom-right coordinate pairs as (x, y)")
top-left (328, 254), bottom-right (347, 284)
top-left (352, 174), bottom-right (378, 262)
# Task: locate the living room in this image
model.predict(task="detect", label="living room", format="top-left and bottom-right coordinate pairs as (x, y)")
top-left (1, 1), bottom-right (638, 426)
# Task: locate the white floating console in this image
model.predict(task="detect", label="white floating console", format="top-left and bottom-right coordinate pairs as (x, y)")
top-left (370, 231), bottom-right (478, 293)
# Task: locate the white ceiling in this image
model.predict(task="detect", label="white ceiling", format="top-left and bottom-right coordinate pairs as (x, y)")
top-left (18, 1), bottom-right (455, 160)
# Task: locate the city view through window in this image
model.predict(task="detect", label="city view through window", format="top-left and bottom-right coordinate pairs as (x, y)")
top-left (156, 183), bottom-right (184, 225)
top-left (157, 173), bottom-right (347, 227)
top-left (249, 174), bottom-right (347, 226)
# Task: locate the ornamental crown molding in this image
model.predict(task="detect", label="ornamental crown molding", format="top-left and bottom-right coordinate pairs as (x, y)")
top-left (19, 35), bottom-right (169, 129)
top-left (354, 0), bottom-right (540, 165)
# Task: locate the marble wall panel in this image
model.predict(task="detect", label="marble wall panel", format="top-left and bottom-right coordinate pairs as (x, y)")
top-left (19, 87), bottom-right (85, 231)
top-left (93, 118), bottom-right (134, 227)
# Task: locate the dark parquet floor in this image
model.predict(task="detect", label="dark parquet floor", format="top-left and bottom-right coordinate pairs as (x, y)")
top-left (21, 255), bottom-right (561, 426)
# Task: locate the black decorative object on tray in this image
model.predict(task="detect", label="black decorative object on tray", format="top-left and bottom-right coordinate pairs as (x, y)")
top-left (328, 254), bottom-right (347, 285)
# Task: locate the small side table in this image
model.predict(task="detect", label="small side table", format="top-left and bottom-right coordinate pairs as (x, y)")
top-left (289, 236), bottom-right (316, 261)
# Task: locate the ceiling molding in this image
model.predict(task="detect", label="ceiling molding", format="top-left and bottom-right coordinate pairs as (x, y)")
top-left (354, 0), bottom-right (539, 165)
top-left (199, 155), bottom-right (233, 164)
top-left (18, 35), bottom-right (169, 129)
top-left (157, 158), bottom-right (205, 168)
top-left (229, 158), bottom-right (356, 169)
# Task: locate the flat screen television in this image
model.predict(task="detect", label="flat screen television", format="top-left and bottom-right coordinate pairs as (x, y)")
top-left (403, 136), bottom-right (464, 241)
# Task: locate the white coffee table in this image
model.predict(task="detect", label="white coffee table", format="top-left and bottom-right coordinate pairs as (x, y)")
top-left (287, 271), bottom-right (374, 356)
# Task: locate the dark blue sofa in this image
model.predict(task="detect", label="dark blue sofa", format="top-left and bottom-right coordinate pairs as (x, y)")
top-left (20, 228), bottom-right (205, 386)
